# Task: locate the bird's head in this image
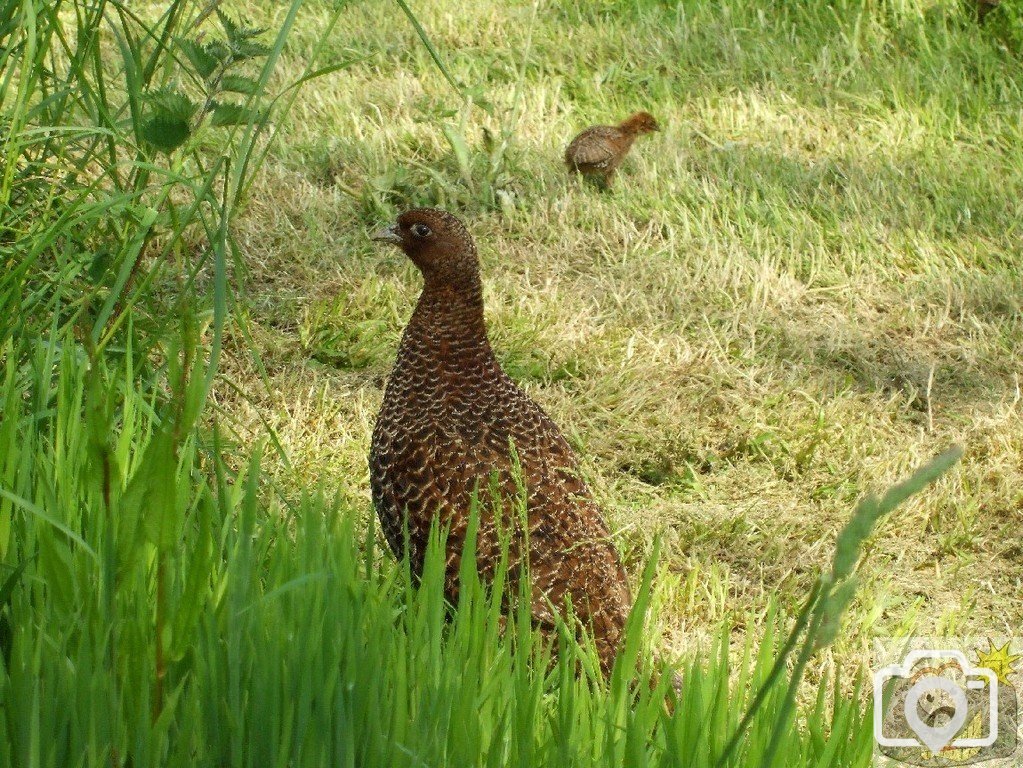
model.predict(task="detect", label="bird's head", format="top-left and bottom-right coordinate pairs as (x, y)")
top-left (621, 111), bottom-right (661, 135)
top-left (371, 208), bottom-right (479, 286)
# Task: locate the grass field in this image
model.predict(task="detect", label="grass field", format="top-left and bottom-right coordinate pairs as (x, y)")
top-left (2, 0), bottom-right (1022, 765)
top-left (228, 0), bottom-right (1023, 649)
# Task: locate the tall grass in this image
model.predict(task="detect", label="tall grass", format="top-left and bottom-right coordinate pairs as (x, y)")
top-left (2, 329), bottom-right (960, 767)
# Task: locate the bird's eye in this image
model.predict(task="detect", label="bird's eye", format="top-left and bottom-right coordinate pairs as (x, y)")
top-left (411, 223), bottom-right (432, 238)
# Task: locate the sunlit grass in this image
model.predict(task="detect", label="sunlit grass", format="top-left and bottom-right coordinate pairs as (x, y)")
top-left (224, 0), bottom-right (1023, 653)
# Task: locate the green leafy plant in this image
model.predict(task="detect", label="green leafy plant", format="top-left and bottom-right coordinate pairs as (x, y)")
top-left (0, 0), bottom-right (354, 358)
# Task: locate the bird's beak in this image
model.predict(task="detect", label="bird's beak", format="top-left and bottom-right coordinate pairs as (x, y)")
top-left (370, 223), bottom-right (402, 245)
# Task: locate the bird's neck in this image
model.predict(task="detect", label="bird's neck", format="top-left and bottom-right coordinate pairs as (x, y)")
top-left (397, 272), bottom-right (496, 372)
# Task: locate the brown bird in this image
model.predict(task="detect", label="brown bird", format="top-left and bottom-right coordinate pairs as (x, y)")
top-left (369, 208), bottom-right (631, 674)
top-left (564, 111), bottom-right (660, 189)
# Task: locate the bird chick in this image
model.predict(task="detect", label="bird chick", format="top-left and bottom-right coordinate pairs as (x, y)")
top-left (369, 208), bottom-right (632, 674)
top-left (564, 111), bottom-right (660, 189)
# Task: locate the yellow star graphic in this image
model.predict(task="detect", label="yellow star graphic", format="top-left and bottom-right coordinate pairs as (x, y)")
top-left (975, 640), bottom-right (1021, 685)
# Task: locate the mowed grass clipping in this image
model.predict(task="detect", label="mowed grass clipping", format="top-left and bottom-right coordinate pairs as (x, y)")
top-left (220, 0), bottom-right (1023, 655)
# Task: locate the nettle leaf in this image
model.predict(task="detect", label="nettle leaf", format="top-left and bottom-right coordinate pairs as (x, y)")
top-left (210, 102), bottom-right (264, 127)
top-left (177, 38), bottom-right (220, 79)
top-left (204, 40), bottom-right (232, 62)
top-left (141, 89), bottom-right (197, 152)
top-left (145, 89), bottom-right (198, 122)
top-left (216, 9), bottom-right (241, 40)
top-left (219, 74), bottom-right (259, 95)
top-left (141, 114), bottom-right (191, 152)
top-left (216, 9), bottom-right (269, 59)
top-left (231, 39), bottom-right (271, 60)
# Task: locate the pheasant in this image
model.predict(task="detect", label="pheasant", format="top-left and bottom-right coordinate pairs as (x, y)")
top-left (369, 208), bottom-right (631, 673)
top-left (564, 111), bottom-right (660, 189)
